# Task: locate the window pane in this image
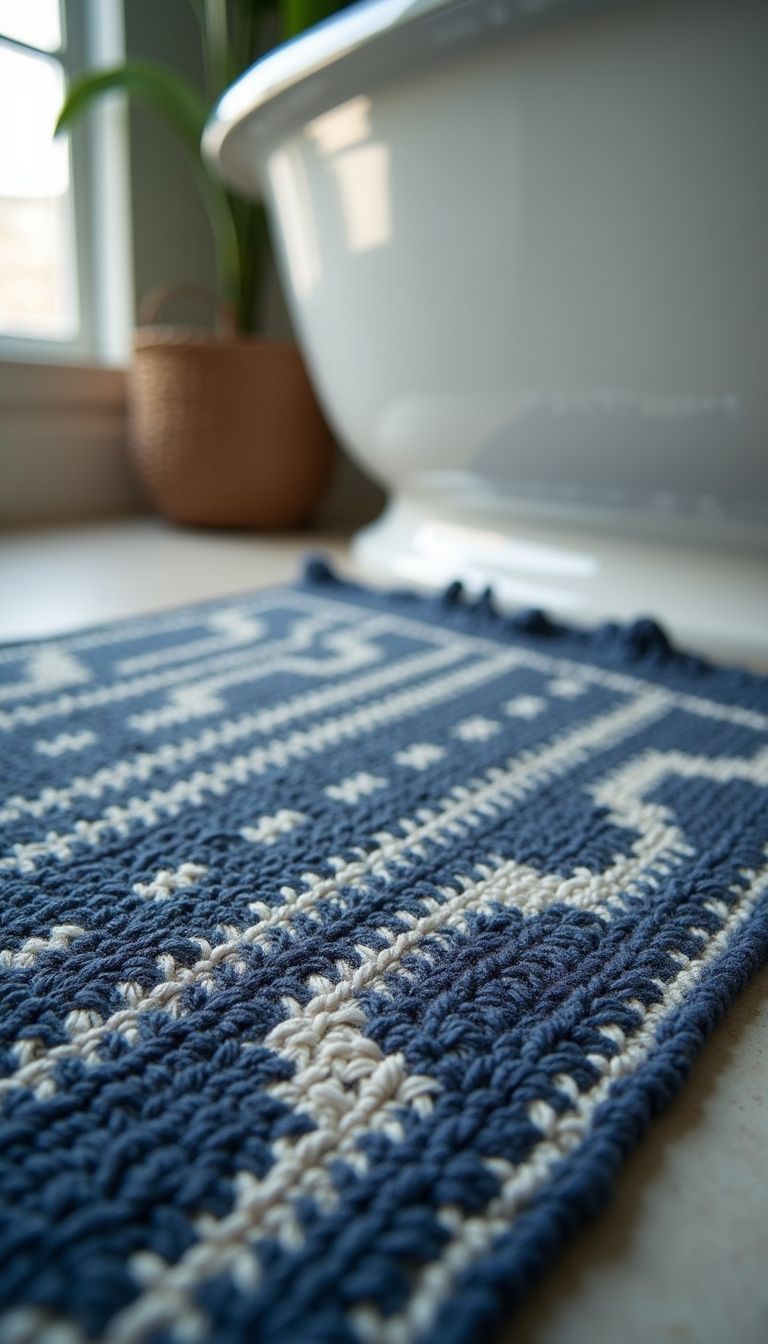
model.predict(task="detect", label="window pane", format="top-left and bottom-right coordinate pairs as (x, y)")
top-left (0, 43), bottom-right (77, 339)
top-left (0, 0), bottom-right (62, 52)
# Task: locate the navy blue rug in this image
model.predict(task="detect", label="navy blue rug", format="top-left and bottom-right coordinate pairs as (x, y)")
top-left (1, 560), bottom-right (767, 1344)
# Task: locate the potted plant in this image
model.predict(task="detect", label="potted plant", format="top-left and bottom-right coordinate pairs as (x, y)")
top-left (57, 0), bottom-right (349, 528)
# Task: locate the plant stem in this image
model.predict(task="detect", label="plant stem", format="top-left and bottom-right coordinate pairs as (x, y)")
top-left (198, 1), bottom-right (268, 330)
top-left (194, 170), bottom-right (242, 329)
top-left (202, 0), bottom-right (231, 98)
top-left (228, 196), bottom-right (267, 332)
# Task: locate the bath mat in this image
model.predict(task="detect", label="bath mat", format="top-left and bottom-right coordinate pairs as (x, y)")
top-left (0, 560), bottom-right (766, 1344)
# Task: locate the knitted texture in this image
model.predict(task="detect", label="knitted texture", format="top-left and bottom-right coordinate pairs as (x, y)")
top-left (1, 560), bottom-right (767, 1344)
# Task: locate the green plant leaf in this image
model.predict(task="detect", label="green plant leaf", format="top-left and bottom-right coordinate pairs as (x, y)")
top-left (56, 60), bottom-right (244, 327)
top-left (55, 61), bottom-right (209, 159)
top-left (279, 0), bottom-right (350, 41)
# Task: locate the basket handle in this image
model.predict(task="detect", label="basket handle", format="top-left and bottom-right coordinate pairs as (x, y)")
top-left (137, 282), bottom-right (238, 336)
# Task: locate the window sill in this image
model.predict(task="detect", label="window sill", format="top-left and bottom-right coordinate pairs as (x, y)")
top-left (0, 358), bottom-right (145, 524)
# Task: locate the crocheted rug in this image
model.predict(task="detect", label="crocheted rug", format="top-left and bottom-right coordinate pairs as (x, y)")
top-left (1, 561), bottom-right (767, 1344)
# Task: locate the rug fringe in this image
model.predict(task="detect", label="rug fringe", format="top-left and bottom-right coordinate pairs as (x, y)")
top-left (300, 553), bottom-right (707, 675)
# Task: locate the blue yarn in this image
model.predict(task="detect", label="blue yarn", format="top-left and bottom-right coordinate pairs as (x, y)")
top-left (0, 558), bottom-right (766, 1343)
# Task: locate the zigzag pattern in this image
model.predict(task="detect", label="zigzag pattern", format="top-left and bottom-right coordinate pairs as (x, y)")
top-left (0, 561), bottom-right (766, 1344)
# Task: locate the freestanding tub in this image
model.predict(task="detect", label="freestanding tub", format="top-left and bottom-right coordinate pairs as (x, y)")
top-left (205, 0), bottom-right (768, 659)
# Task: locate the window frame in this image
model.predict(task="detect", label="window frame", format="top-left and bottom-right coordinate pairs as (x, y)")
top-left (0, 0), bottom-right (132, 366)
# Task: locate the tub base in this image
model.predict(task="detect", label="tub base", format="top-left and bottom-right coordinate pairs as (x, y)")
top-left (352, 496), bottom-right (767, 664)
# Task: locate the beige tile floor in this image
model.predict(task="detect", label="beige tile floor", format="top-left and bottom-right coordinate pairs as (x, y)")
top-left (1, 518), bottom-right (766, 1344)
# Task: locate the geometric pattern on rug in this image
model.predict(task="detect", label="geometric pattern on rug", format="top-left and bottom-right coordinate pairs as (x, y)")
top-left (0, 560), bottom-right (766, 1344)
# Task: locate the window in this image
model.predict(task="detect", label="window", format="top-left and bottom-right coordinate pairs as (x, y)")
top-left (0, 3), bottom-right (74, 342)
top-left (0, 0), bottom-right (131, 364)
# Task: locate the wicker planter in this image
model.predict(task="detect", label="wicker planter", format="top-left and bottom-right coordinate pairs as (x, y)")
top-left (127, 315), bottom-right (335, 529)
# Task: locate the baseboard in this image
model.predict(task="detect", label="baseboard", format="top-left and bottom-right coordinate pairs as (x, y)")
top-left (0, 361), bottom-right (146, 525)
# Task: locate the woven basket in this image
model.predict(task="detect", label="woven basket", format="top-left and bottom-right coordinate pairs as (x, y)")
top-left (127, 287), bottom-right (335, 528)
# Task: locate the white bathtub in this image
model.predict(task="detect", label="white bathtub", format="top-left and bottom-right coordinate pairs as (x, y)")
top-left (205, 0), bottom-right (768, 660)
